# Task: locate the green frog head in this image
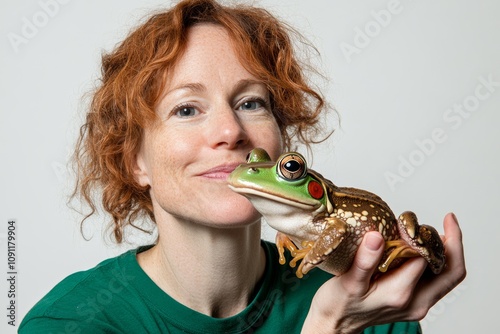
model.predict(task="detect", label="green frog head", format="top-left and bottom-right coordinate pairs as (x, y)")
top-left (228, 148), bottom-right (331, 240)
top-left (228, 148), bottom-right (331, 209)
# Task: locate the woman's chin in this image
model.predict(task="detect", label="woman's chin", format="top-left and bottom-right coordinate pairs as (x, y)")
top-left (154, 186), bottom-right (263, 229)
top-left (203, 196), bottom-right (262, 228)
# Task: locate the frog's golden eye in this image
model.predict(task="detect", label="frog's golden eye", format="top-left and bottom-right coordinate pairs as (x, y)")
top-left (277, 153), bottom-right (307, 180)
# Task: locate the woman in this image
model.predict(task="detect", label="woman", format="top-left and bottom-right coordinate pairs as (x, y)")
top-left (20, 0), bottom-right (466, 333)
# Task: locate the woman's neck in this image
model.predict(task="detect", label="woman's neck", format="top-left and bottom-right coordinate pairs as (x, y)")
top-left (137, 212), bottom-right (266, 318)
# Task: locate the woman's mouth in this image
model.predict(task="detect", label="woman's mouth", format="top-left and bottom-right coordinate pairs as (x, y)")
top-left (198, 163), bottom-right (243, 180)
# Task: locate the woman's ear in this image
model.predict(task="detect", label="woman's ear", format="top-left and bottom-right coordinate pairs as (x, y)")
top-left (133, 150), bottom-right (151, 187)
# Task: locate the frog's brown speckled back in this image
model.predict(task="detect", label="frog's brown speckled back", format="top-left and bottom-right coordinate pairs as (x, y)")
top-left (299, 169), bottom-right (445, 277)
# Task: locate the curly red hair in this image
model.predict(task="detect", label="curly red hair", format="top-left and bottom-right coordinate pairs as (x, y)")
top-left (73, 0), bottom-right (330, 243)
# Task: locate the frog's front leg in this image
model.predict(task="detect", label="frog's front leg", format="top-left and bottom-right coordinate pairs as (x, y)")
top-left (299, 217), bottom-right (348, 277)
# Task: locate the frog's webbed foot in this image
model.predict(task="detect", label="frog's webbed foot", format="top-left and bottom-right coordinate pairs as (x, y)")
top-left (380, 211), bottom-right (446, 274)
top-left (378, 239), bottom-right (420, 272)
top-left (275, 233), bottom-right (314, 278)
top-left (275, 232), bottom-right (300, 265)
top-left (290, 240), bottom-right (315, 278)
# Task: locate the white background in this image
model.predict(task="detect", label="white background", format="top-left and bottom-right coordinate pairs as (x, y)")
top-left (1, 0), bottom-right (499, 333)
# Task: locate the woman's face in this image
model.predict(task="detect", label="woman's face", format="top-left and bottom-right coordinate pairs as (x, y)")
top-left (134, 24), bottom-right (283, 227)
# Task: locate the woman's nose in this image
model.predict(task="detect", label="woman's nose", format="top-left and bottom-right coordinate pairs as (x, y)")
top-left (206, 105), bottom-right (249, 149)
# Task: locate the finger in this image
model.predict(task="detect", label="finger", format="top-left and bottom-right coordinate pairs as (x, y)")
top-left (404, 213), bottom-right (467, 316)
top-left (430, 213), bottom-right (465, 281)
top-left (445, 212), bottom-right (464, 244)
top-left (438, 213), bottom-right (466, 282)
top-left (376, 255), bottom-right (427, 286)
top-left (437, 213), bottom-right (467, 287)
top-left (369, 256), bottom-right (427, 308)
top-left (340, 231), bottom-right (384, 295)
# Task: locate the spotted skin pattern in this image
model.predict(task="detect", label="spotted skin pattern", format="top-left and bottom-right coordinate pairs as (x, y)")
top-left (283, 170), bottom-right (446, 278)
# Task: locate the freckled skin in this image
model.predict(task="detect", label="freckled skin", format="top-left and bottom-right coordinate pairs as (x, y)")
top-left (228, 149), bottom-right (446, 278)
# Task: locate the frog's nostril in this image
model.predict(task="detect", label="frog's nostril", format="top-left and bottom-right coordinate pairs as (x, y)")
top-left (245, 152), bottom-right (251, 162)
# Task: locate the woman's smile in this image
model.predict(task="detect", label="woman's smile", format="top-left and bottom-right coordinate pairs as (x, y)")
top-left (196, 162), bottom-right (244, 181)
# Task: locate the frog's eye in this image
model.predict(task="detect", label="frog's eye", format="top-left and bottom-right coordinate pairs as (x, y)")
top-left (277, 153), bottom-right (307, 180)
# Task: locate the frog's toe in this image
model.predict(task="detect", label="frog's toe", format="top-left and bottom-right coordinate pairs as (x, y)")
top-left (379, 239), bottom-right (420, 272)
top-left (289, 246), bottom-right (313, 278)
top-left (275, 232), bottom-right (299, 265)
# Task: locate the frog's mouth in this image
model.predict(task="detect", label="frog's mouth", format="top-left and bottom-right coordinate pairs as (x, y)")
top-left (228, 185), bottom-right (321, 211)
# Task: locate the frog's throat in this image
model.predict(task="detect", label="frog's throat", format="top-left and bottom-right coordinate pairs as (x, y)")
top-left (228, 186), bottom-right (323, 212)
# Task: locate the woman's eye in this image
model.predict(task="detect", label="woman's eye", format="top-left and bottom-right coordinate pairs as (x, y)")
top-left (238, 100), bottom-right (263, 111)
top-left (175, 106), bottom-right (197, 117)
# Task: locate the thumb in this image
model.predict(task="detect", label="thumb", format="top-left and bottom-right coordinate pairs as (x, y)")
top-left (341, 231), bottom-right (385, 294)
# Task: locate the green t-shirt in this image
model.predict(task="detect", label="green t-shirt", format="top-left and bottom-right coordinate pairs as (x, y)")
top-left (20, 241), bottom-right (421, 333)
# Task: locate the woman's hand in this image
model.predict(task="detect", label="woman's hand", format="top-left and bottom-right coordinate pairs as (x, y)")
top-left (301, 212), bottom-right (466, 334)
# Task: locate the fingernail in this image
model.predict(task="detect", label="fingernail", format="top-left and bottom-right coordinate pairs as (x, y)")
top-left (365, 232), bottom-right (383, 251)
top-left (451, 212), bottom-right (459, 225)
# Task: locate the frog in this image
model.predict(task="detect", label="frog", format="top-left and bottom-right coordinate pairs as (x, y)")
top-left (228, 148), bottom-right (445, 278)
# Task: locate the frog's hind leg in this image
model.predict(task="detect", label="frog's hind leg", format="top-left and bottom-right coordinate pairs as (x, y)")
top-left (379, 211), bottom-right (446, 274)
top-left (394, 211), bottom-right (446, 274)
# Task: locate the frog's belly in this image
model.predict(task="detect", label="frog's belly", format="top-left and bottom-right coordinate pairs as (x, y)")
top-left (245, 195), bottom-right (322, 242)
